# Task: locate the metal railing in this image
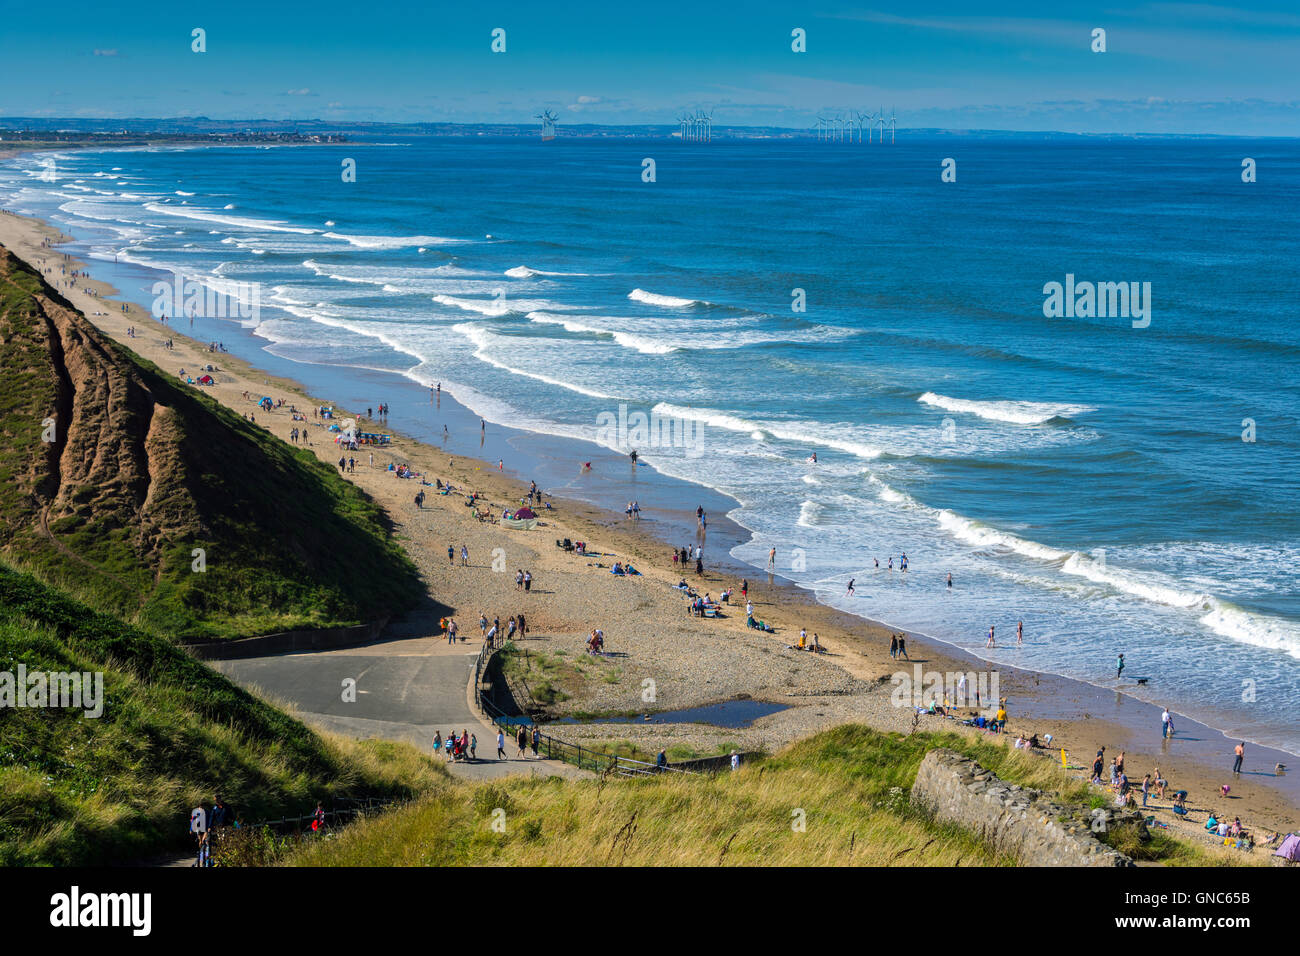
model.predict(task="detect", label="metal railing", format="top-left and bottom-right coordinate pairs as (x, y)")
top-left (473, 642), bottom-right (692, 777)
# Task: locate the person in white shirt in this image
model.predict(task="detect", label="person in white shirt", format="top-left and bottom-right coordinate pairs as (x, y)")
top-left (496, 731), bottom-right (506, 759)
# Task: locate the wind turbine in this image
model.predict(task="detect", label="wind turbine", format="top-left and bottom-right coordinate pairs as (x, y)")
top-left (702, 108), bottom-right (713, 143)
top-left (875, 106), bottom-right (886, 144)
top-left (888, 107), bottom-right (897, 145)
top-left (535, 109), bottom-right (558, 141)
top-left (815, 116), bottom-right (827, 141)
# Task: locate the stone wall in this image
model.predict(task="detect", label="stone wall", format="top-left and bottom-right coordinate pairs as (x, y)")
top-left (181, 616), bottom-right (389, 660)
top-left (911, 748), bottom-right (1141, 867)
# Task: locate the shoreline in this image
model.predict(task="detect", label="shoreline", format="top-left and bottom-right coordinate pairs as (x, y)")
top-left (0, 198), bottom-right (1295, 851)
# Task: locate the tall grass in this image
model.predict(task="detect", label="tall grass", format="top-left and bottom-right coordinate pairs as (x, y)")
top-left (0, 565), bottom-right (442, 865)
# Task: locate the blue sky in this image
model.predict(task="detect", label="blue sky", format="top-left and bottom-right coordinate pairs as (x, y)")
top-left (2, 1), bottom-right (1298, 133)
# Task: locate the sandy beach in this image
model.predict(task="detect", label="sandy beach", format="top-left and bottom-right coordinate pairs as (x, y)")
top-left (0, 197), bottom-right (1295, 861)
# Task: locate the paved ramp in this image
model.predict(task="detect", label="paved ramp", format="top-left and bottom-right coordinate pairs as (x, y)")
top-left (211, 636), bottom-right (587, 781)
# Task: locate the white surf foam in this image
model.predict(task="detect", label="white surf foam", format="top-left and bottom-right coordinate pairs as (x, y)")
top-left (143, 202), bottom-right (317, 234)
top-left (919, 391), bottom-right (1096, 425)
top-left (628, 288), bottom-right (699, 308)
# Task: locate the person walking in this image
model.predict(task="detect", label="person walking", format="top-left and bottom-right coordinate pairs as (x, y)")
top-left (531, 724), bottom-right (540, 758)
top-left (516, 725), bottom-right (527, 757)
top-left (889, 634), bottom-right (898, 659)
top-left (470, 733), bottom-right (477, 760)
top-left (897, 636), bottom-right (908, 660)
top-left (496, 729), bottom-right (506, 760)
top-left (460, 545), bottom-right (469, 566)
top-left (1161, 706), bottom-right (1171, 739)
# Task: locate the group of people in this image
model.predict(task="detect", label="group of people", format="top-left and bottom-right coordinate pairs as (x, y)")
top-left (671, 545), bottom-right (705, 575)
top-left (480, 613), bottom-right (528, 647)
top-left (433, 729), bottom-right (476, 762)
top-left (496, 724), bottom-right (543, 759)
top-left (795, 627), bottom-right (823, 653)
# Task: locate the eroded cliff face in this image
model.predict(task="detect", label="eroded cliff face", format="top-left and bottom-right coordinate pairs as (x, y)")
top-left (1, 247), bottom-right (206, 596)
top-left (0, 243), bottom-right (421, 637)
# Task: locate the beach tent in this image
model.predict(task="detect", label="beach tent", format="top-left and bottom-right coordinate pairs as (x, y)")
top-left (501, 511), bottom-right (538, 530)
top-left (196, 374), bottom-right (214, 385)
top-left (1275, 833), bottom-right (1300, 861)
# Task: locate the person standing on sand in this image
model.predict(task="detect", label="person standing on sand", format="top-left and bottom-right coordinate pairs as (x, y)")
top-left (1233, 741), bottom-right (1245, 775)
top-left (1161, 706), bottom-right (1170, 739)
top-left (897, 636), bottom-right (909, 660)
top-left (461, 544), bottom-right (469, 566)
top-left (524, 570), bottom-right (532, 592)
top-left (448, 544), bottom-right (455, 565)
top-left (767, 547), bottom-right (776, 570)
top-left (889, 634), bottom-right (898, 659)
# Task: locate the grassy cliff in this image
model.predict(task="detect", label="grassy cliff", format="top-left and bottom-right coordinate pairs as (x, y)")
top-left (0, 244), bottom-right (420, 639)
top-left (0, 563), bottom-right (444, 866)
top-left (275, 724), bottom-right (1215, 867)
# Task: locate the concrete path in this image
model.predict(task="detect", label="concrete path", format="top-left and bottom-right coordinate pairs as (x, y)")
top-left (211, 634), bottom-right (589, 781)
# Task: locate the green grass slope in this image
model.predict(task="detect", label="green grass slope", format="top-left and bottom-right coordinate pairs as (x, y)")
top-left (0, 244), bottom-right (420, 639)
top-left (274, 724), bottom-right (1213, 867)
top-left (0, 563), bottom-right (444, 866)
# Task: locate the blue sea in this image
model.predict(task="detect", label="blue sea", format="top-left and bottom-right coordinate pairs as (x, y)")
top-left (3, 135), bottom-right (1298, 754)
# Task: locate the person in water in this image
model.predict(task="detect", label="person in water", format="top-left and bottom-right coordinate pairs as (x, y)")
top-left (1116, 653), bottom-right (1125, 679)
